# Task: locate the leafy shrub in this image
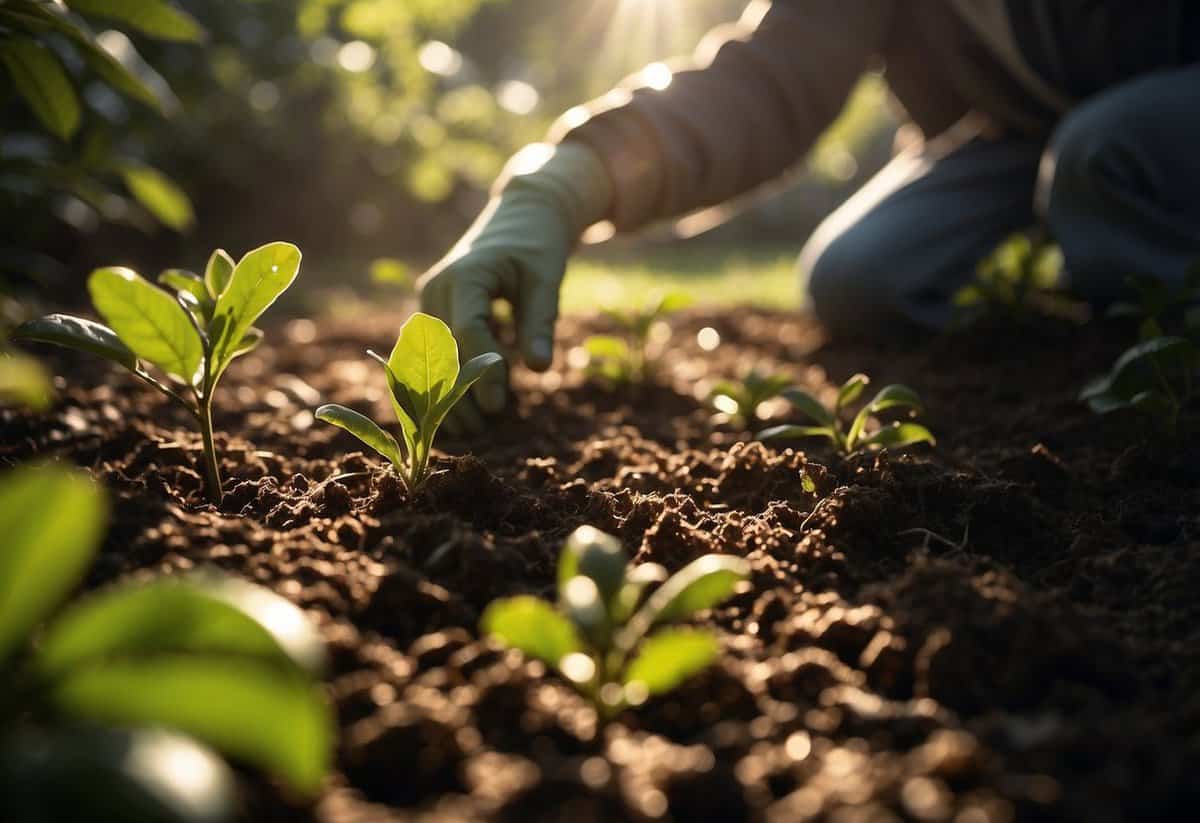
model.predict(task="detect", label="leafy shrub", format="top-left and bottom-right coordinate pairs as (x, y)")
top-left (582, 291), bottom-right (691, 385)
top-left (1080, 336), bottom-right (1198, 436)
top-left (709, 368), bottom-right (794, 426)
top-left (953, 232), bottom-right (1063, 322)
top-left (758, 373), bottom-right (935, 455)
top-left (13, 242), bottom-right (302, 501)
top-left (482, 526), bottom-right (749, 718)
top-left (0, 0), bottom-right (201, 233)
top-left (316, 312), bottom-right (501, 492)
top-left (0, 463), bottom-right (332, 822)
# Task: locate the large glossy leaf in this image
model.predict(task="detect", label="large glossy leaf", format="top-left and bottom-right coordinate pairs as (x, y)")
top-left (49, 657), bottom-right (331, 796)
top-left (203, 249), bottom-right (235, 299)
top-left (68, 0), bottom-right (205, 42)
top-left (481, 596), bottom-right (581, 666)
top-left (557, 525), bottom-right (628, 604)
top-left (387, 312), bottom-right (459, 424)
top-left (122, 166), bottom-right (194, 232)
top-left (13, 314), bottom-right (139, 372)
top-left (858, 422), bottom-right (937, 450)
top-left (780, 388), bottom-right (835, 427)
top-left (89, 267), bottom-right (203, 386)
top-left (0, 464), bottom-right (106, 663)
top-left (315, 404), bottom-right (403, 471)
top-left (0, 351), bottom-right (53, 410)
top-left (37, 576), bottom-right (325, 677)
top-left (209, 242), bottom-right (301, 375)
top-left (623, 628), bottom-right (719, 695)
top-left (0, 727), bottom-right (235, 823)
top-left (641, 554), bottom-right (749, 627)
top-left (0, 38), bottom-right (80, 140)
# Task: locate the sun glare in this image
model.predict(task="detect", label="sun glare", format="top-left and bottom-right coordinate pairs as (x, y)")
top-left (573, 0), bottom-right (693, 86)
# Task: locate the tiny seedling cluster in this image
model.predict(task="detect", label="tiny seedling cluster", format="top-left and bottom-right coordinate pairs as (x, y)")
top-left (582, 291), bottom-right (692, 385)
top-left (709, 369), bottom-right (794, 427)
top-left (482, 526), bottom-right (749, 718)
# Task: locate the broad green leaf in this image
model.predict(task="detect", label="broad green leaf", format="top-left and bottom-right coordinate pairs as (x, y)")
top-left (0, 37), bottom-right (81, 140)
top-left (481, 596), bottom-right (581, 666)
top-left (1083, 336), bottom-right (1198, 407)
top-left (68, 0), bottom-right (205, 42)
top-left (641, 554), bottom-right (749, 627)
top-left (89, 267), bottom-right (203, 386)
top-left (13, 314), bottom-right (139, 372)
top-left (558, 525), bottom-right (628, 604)
top-left (367, 350), bottom-right (418, 450)
top-left (38, 576), bottom-right (325, 677)
top-left (369, 258), bottom-right (410, 286)
top-left (858, 422), bottom-right (936, 450)
top-left (49, 657), bottom-right (331, 796)
top-left (0, 727), bottom-right (235, 823)
top-left (428, 351), bottom-right (503, 429)
top-left (624, 628), bottom-right (719, 695)
top-left (867, 384), bottom-right (924, 415)
top-left (387, 312), bottom-right (459, 423)
top-left (203, 250), bottom-right (234, 299)
top-left (315, 404), bottom-right (403, 471)
top-left (122, 166), bottom-right (194, 231)
top-left (612, 563), bottom-right (668, 624)
top-left (209, 242), bottom-right (301, 375)
top-left (0, 351), bottom-right (53, 410)
top-left (836, 373), bottom-right (869, 411)
top-left (780, 387), bottom-right (834, 426)
top-left (584, 335), bottom-right (630, 361)
top-left (0, 464), bottom-right (106, 663)
top-left (654, 292), bottom-right (693, 316)
top-left (757, 424), bottom-right (837, 444)
top-left (158, 269), bottom-right (206, 303)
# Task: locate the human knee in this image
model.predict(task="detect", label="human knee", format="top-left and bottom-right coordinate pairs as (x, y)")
top-left (801, 231), bottom-right (880, 334)
top-left (1040, 100), bottom-right (1132, 219)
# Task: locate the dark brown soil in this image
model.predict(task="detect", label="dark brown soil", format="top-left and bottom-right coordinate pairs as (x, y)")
top-left (4, 306), bottom-right (1198, 823)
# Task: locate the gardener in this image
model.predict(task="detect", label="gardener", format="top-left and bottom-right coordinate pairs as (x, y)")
top-left (418, 1), bottom-right (1200, 429)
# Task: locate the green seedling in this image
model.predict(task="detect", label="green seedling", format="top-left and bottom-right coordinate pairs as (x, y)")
top-left (1080, 335), bottom-right (1198, 437)
top-left (482, 526), bottom-right (749, 719)
top-left (582, 291), bottom-right (692, 385)
top-left (758, 373), bottom-right (935, 455)
top-left (709, 368), bottom-right (794, 426)
top-left (316, 312), bottom-right (501, 492)
top-left (1107, 264), bottom-right (1200, 341)
top-left (0, 463), bottom-right (332, 823)
top-left (13, 243), bottom-right (301, 502)
top-left (953, 232), bottom-right (1063, 321)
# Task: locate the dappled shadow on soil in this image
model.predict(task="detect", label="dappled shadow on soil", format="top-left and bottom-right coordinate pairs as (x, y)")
top-left (3, 307), bottom-right (1199, 822)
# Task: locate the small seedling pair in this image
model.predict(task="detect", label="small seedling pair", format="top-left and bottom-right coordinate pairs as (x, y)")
top-left (14, 243), bottom-right (302, 502)
top-left (0, 464), bottom-right (331, 822)
top-left (316, 312), bottom-right (501, 492)
top-left (759, 373), bottom-right (935, 455)
top-left (709, 368), bottom-right (794, 426)
top-left (583, 291), bottom-right (691, 385)
top-left (482, 526), bottom-right (749, 718)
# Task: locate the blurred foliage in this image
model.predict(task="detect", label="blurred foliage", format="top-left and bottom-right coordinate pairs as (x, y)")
top-left (953, 232), bottom-right (1065, 323)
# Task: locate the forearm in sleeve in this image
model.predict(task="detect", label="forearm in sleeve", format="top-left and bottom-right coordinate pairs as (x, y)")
top-left (550, 0), bottom-right (895, 230)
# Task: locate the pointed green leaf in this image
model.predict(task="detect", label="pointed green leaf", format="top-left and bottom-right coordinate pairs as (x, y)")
top-left (858, 422), bottom-right (937, 450)
top-left (68, 0), bottom-right (205, 42)
top-left (315, 404), bottom-right (403, 471)
top-left (209, 242), bottom-right (301, 375)
top-left (481, 596), bottom-right (581, 665)
top-left (89, 267), bottom-right (203, 386)
top-left (642, 554), bottom-right (749, 626)
top-left (387, 312), bottom-right (459, 423)
top-left (204, 250), bottom-right (235, 299)
top-left (612, 562), bottom-right (669, 624)
top-left (836, 373), bottom-right (869, 411)
top-left (624, 628), bottom-right (719, 695)
top-left (122, 165), bottom-right (194, 232)
top-left (0, 38), bottom-right (81, 140)
top-left (757, 424), bottom-right (837, 444)
top-left (0, 464), bottom-right (106, 663)
top-left (653, 292), bottom-right (693, 316)
top-left (37, 576), bottom-right (325, 678)
top-left (157, 269), bottom-right (206, 303)
top-left (13, 314), bottom-right (138, 372)
top-left (780, 388), bottom-right (834, 426)
top-left (558, 525), bottom-right (629, 604)
top-left (429, 351), bottom-right (503, 429)
top-left (367, 350), bottom-right (418, 451)
top-left (48, 657), bottom-right (331, 796)
top-left (867, 384), bottom-right (924, 415)
top-left (229, 327), bottom-right (263, 360)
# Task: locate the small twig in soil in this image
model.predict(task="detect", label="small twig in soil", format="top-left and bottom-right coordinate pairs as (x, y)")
top-left (897, 522), bottom-right (970, 553)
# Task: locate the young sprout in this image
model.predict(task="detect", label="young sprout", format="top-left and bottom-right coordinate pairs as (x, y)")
top-left (758, 373), bottom-right (935, 455)
top-left (482, 526), bottom-right (749, 719)
top-left (582, 291), bottom-right (692, 385)
top-left (709, 368), bottom-right (794, 427)
top-left (316, 312), bottom-right (501, 492)
top-left (1080, 335), bottom-right (1198, 437)
top-left (13, 243), bottom-right (302, 502)
top-left (1107, 264), bottom-right (1200, 342)
top-left (953, 232), bottom-right (1063, 321)
top-left (0, 464), bottom-right (332, 817)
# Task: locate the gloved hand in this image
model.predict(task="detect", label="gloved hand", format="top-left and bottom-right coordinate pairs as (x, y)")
top-left (417, 141), bottom-right (612, 433)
